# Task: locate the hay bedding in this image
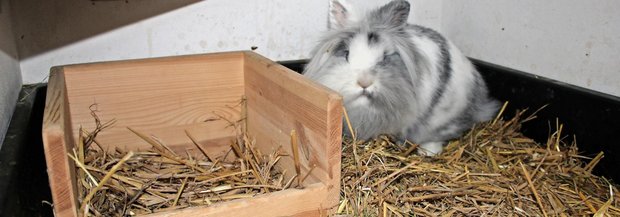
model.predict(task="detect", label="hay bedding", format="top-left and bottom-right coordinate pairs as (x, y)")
top-left (72, 103), bottom-right (619, 216)
top-left (336, 104), bottom-right (620, 216)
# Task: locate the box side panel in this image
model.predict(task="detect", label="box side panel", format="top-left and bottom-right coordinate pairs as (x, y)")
top-left (143, 183), bottom-right (330, 217)
top-left (61, 52), bottom-right (245, 156)
top-left (42, 67), bottom-right (79, 217)
top-left (325, 96), bottom-right (343, 207)
top-left (243, 52), bottom-right (342, 211)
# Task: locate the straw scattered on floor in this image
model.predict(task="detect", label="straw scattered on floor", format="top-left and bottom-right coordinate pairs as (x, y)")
top-left (337, 103), bottom-right (620, 216)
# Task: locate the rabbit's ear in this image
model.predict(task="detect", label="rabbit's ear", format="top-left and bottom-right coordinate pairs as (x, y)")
top-left (329, 0), bottom-right (354, 29)
top-left (373, 0), bottom-right (410, 27)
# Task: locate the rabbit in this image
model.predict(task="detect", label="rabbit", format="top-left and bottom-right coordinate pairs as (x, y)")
top-left (303, 0), bottom-right (500, 156)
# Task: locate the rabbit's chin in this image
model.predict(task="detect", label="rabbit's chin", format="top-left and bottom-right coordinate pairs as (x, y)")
top-left (347, 95), bottom-right (371, 107)
top-left (343, 91), bottom-right (374, 107)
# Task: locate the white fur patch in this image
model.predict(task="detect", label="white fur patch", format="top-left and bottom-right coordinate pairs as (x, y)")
top-left (410, 36), bottom-right (440, 68)
top-left (348, 35), bottom-right (383, 70)
top-left (417, 141), bottom-right (444, 156)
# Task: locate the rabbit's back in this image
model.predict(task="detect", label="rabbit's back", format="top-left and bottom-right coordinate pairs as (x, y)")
top-left (403, 24), bottom-right (500, 144)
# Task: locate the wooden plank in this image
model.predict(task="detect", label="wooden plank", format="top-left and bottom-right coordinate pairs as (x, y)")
top-left (143, 183), bottom-right (330, 217)
top-left (242, 52), bottom-right (343, 213)
top-left (245, 91), bottom-right (326, 184)
top-left (62, 52), bottom-right (245, 152)
top-left (42, 67), bottom-right (79, 217)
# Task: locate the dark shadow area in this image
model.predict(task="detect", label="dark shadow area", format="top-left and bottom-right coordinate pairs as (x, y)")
top-left (0, 0), bottom-right (19, 60)
top-left (9, 0), bottom-right (200, 59)
top-left (0, 85), bottom-right (53, 217)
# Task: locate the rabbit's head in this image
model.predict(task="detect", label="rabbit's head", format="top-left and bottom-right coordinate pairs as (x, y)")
top-left (305, 0), bottom-right (421, 116)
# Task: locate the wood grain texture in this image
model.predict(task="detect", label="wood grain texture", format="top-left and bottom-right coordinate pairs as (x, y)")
top-left (243, 52), bottom-right (343, 212)
top-left (62, 52), bottom-right (244, 153)
top-left (42, 67), bottom-right (79, 217)
top-left (143, 183), bottom-right (330, 217)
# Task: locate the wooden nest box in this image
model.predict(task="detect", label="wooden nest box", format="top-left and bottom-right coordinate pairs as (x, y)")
top-left (42, 51), bottom-right (343, 216)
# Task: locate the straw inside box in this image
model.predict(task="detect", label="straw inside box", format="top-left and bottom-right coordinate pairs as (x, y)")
top-left (70, 99), bottom-right (307, 216)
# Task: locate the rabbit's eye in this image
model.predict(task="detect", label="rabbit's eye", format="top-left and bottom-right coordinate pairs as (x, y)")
top-left (334, 47), bottom-right (349, 61)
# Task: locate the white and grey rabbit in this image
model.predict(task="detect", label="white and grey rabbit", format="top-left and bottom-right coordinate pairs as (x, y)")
top-left (303, 0), bottom-right (500, 156)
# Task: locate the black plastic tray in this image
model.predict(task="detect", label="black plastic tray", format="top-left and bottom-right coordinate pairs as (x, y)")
top-left (1, 59), bottom-right (619, 216)
top-left (0, 85), bottom-right (52, 217)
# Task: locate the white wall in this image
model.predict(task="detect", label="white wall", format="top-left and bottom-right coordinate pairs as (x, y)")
top-left (441, 0), bottom-right (620, 97)
top-left (13, 0), bottom-right (441, 84)
top-left (0, 0), bottom-right (22, 146)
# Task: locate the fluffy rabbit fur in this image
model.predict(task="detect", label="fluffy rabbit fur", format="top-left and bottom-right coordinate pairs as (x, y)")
top-left (303, 0), bottom-right (500, 156)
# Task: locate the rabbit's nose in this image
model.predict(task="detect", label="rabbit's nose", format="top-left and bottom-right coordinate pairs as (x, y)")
top-left (357, 78), bottom-right (374, 89)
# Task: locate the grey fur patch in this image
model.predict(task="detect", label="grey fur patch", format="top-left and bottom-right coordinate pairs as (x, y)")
top-left (369, 0), bottom-right (410, 28)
